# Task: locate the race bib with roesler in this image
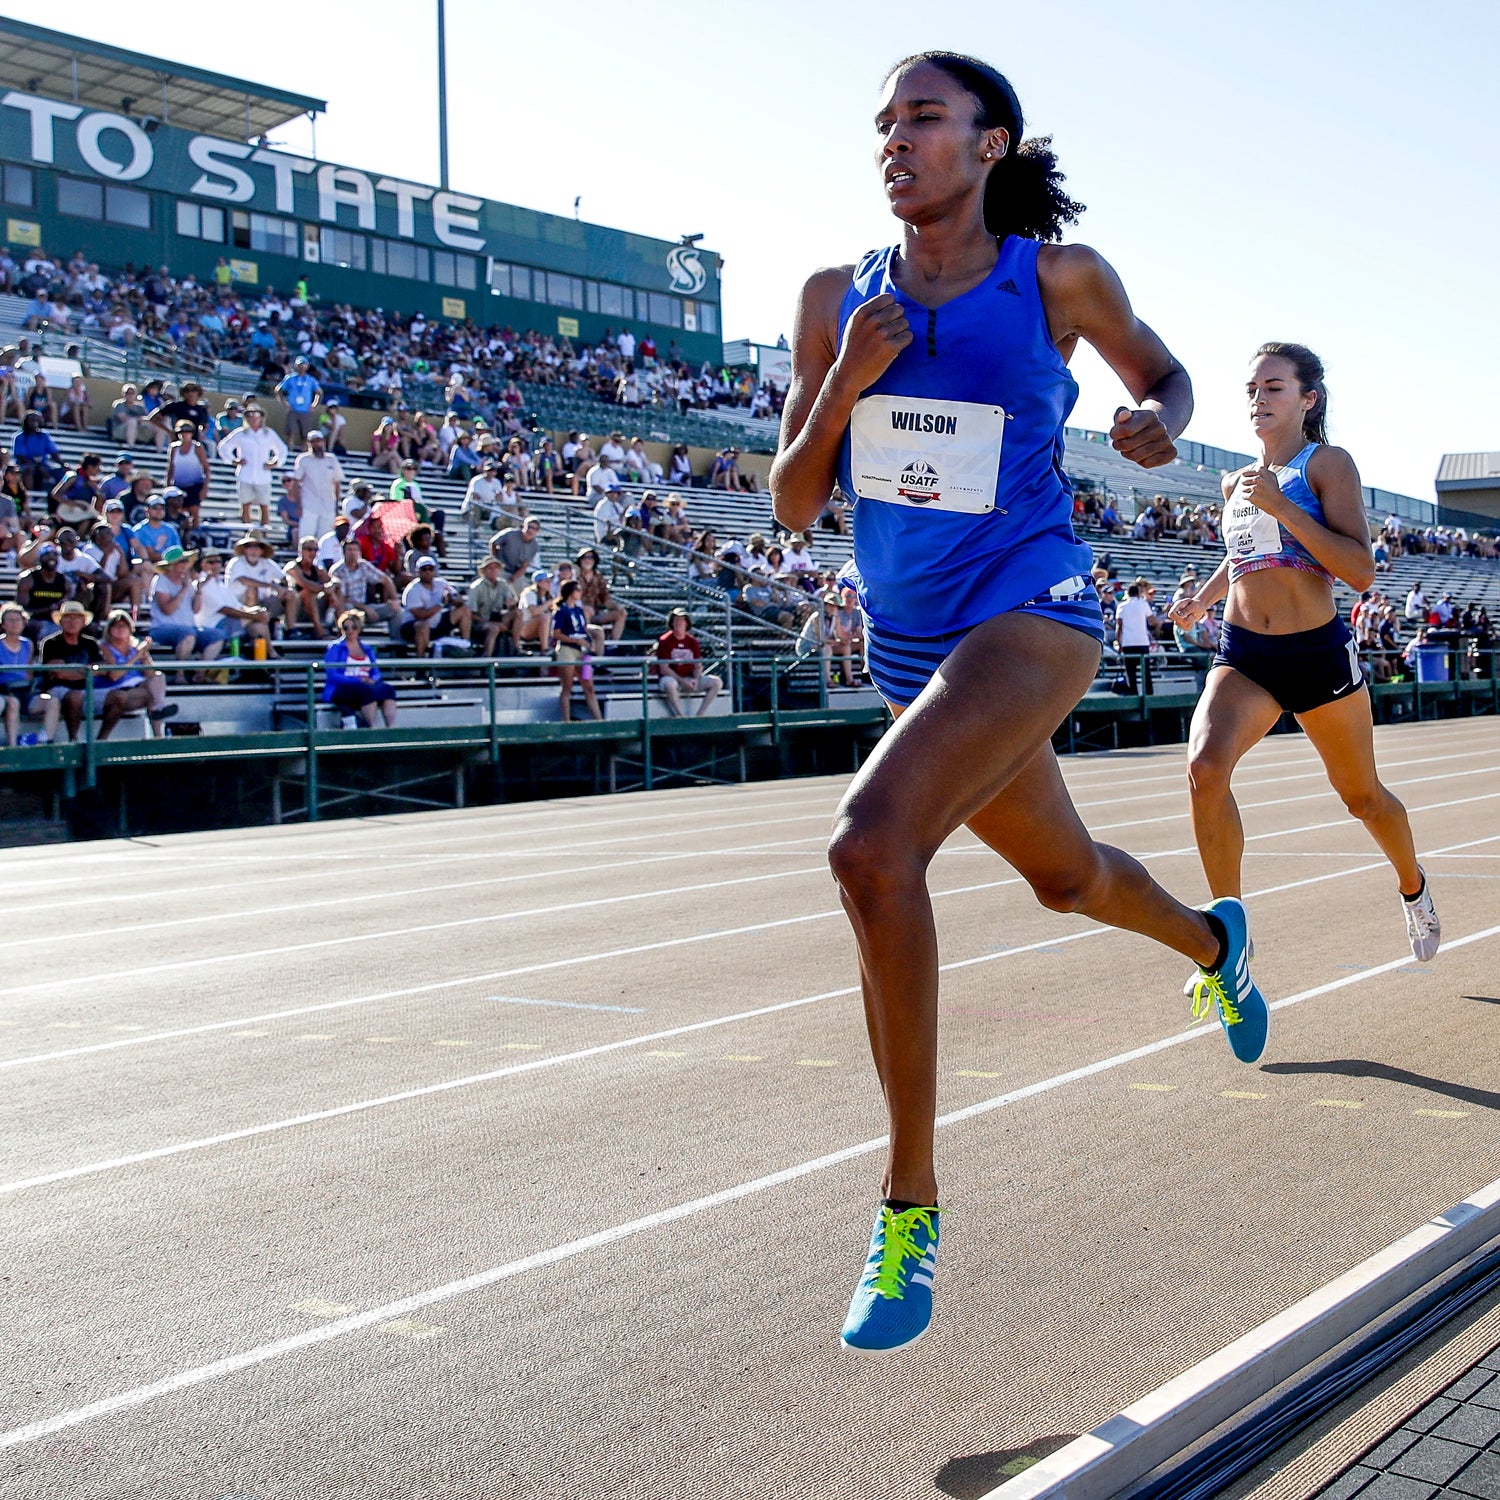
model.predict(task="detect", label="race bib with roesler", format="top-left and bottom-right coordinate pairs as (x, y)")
top-left (849, 395), bottom-right (1005, 514)
top-left (1223, 491), bottom-right (1283, 562)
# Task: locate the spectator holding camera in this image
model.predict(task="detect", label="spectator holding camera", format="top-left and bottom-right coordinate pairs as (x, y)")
top-left (399, 556), bottom-right (471, 655)
top-left (467, 556), bottom-right (519, 656)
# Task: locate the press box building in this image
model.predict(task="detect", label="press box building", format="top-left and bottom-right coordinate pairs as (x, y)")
top-left (0, 19), bottom-right (724, 360)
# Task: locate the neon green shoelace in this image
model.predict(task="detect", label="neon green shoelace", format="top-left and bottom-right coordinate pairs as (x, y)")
top-left (870, 1205), bottom-right (939, 1300)
top-left (1191, 971), bottom-right (1240, 1026)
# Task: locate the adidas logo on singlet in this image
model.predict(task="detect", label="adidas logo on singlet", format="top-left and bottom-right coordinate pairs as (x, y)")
top-left (996, 278), bottom-right (1020, 296)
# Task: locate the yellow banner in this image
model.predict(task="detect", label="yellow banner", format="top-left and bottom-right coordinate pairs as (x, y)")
top-left (442, 296), bottom-right (466, 320)
top-left (229, 258), bottom-right (259, 285)
top-left (6, 218), bottom-right (41, 247)
top-left (557, 315), bottom-right (580, 338)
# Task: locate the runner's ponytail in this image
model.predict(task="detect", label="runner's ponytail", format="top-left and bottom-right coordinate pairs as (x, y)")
top-left (887, 53), bottom-right (1085, 243)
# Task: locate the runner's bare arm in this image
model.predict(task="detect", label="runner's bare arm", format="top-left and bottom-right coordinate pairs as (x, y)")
top-left (769, 267), bottom-right (908, 532)
top-left (1038, 244), bottom-right (1192, 470)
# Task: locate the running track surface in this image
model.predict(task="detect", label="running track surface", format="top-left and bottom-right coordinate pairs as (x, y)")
top-left (3, 717), bottom-right (1498, 1500)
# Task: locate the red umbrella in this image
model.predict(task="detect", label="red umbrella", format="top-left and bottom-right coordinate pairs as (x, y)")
top-left (369, 498), bottom-right (419, 546)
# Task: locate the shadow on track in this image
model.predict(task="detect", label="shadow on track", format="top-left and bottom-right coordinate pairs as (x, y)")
top-left (1260, 1058), bottom-right (1500, 1112)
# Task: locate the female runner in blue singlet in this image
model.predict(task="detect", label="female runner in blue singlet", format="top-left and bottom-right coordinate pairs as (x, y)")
top-left (769, 52), bottom-right (1268, 1357)
top-left (1169, 344), bottom-right (1440, 984)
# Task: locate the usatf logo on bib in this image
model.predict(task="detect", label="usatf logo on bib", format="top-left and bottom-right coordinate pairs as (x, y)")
top-left (898, 459), bottom-right (941, 502)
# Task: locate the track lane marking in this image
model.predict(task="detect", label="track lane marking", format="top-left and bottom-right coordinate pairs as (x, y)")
top-left (5, 816), bottom-right (1496, 1072)
top-left (4, 919), bottom-right (1498, 1453)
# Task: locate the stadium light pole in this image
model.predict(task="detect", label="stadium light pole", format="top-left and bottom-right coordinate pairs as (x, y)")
top-left (437, 0), bottom-right (450, 189)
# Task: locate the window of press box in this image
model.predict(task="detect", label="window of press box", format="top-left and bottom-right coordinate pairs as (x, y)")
top-left (56, 178), bottom-right (150, 228)
top-left (487, 261), bottom-right (532, 300)
top-left (177, 201), bottom-right (225, 242)
top-left (546, 272), bottom-right (583, 310)
top-left (2, 164), bottom-right (33, 208)
top-left (231, 210), bottom-right (298, 258)
top-left (647, 292), bottom-right (682, 328)
top-left (319, 227), bottom-right (366, 271)
top-left (371, 238), bottom-right (430, 281)
top-left (433, 250), bottom-right (476, 290)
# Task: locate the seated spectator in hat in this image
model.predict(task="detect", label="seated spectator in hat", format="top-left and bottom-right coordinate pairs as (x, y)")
top-left (329, 538), bottom-right (399, 629)
top-left (323, 612), bottom-right (398, 728)
top-left (97, 609), bottom-right (176, 735)
top-left (130, 493), bottom-right (180, 563)
top-left (52, 526), bottom-right (109, 619)
top-left (48, 452), bottom-right (105, 531)
top-left (318, 398), bottom-right (348, 455)
top-left (147, 545), bottom-right (203, 662)
top-left (0, 603), bottom-right (43, 745)
top-left (284, 538), bottom-right (335, 639)
top-left (369, 416), bottom-right (402, 476)
top-left (515, 569), bottom-right (555, 654)
top-left (709, 448), bottom-right (737, 491)
top-left (0, 462), bottom-right (33, 548)
top-left (467, 556), bottom-right (519, 656)
top-left (593, 485), bottom-right (627, 545)
top-left (59, 374), bottom-right (90, 433)
top-left (193, 549), bottom-right (270, 660)
top-left (38, 600), bottom-right (101, 742)
top-left (13, 413), bottom-right (64, 492)
top-left (447, 429), bottom-right (482, 484)
top-left (399, 556), bottom-right (471, 656)
top-left (552, 580), bottom-right (603, 723)
top-left (462, 458), bottom-right (504, 529)
top-left (228, 531), bottom-right (296, 629)
top-left (17, 542), bottom-right (70, 642)
top-left (655, 608), bottom-right (721, 717)
top-left (575, 547), bottom-right (626, 645)
top-left (99, 453), bottom-right (137, 502)
top-left (87, 512), bottom-right (143, 615)
top-left (109, 385), bottom-right (148, 447)
top-left (781, 532), bottom-right (818, 581)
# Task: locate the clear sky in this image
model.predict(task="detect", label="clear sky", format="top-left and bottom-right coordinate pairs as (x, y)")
top-left (15, 0), bottom-right (1500, 501)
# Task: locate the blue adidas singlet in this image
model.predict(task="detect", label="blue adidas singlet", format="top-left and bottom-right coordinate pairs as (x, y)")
top-left (1223, 441), bottom-right (1335, 586)
top-left (837, 237), bottom-right (1094, 637)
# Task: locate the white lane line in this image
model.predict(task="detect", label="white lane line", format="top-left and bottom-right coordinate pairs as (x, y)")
top-left (0, 831), bottom-right (836, 951)
top-left (6, 794), bottom-right (1495, 1069)
top-left (4, 840), bottom-right (1491, 1195)
top-left (6, 762), bottom-right (1491, 998)
top-left (4, 920), bottom-right (1497, 1454)
top-left (486, 997), bottom-right (646, 1014)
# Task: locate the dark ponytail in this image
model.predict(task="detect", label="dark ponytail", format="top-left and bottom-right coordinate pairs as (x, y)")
top-left (886, 52), bottom-right (1084, 242)
top-left (1255, 341), bottom-right (1329, 444)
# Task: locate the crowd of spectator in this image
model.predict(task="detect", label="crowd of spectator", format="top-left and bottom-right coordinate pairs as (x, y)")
top-left (0, 246), bottom-right (785, 433)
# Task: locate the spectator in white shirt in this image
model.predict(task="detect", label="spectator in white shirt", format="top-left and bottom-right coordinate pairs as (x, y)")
top-left (462, 459), bottom-right (505, 529)
top-left (593, 487), bottom-right (627, 545)
top-left (193, 550), bottom-right (270, 658)
top-left (598, 432), bottom-right (627, 469)
top-left (782, 534), bottom-right (817, 575)
top-left (292, 432), bottom-right (345, 545)
top-left (584, 459), bottom-right (619, 499)
top-left (216, 406), bottom-right (287, 526)
top-left (399, 556), bottom-right (471, 656)
top-left (1115, 583), bottom-right (1153, 693)
top-left (226, 532), bottom-right (295, 629)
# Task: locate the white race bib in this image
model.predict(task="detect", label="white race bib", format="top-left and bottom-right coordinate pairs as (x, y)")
top-left (849, 395), bottom-right (1004, 514)
top-left (1224, 487), bottom-right (1282, 562)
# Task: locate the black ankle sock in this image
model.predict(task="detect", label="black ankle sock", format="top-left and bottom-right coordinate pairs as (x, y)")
top-left (883, 1198), bottom-right (937, 1214)
top-left (1203, 911), bottom-right (1230, 973)
top-left (1402, 876), bottom-right (1426, 903)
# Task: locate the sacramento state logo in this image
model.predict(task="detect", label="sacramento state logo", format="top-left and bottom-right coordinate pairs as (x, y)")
top-left (897, 459), bottom-right (941, 503)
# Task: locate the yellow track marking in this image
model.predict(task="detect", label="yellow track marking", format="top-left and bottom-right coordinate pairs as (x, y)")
top-left (1130, 1082), bottom-right (1177, 1093)
top-left (1314, 1098), bottom-right (1364, 1109)
top-left (1415, 1108), bottom-right (1469, 1119)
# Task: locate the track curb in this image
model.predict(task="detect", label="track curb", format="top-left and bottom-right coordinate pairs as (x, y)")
top-left (983, 1175), bottom-right (1500, 1500)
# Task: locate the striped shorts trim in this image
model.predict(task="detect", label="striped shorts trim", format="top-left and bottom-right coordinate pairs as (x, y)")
top-left (864, 577), bottom-right (1105, 708)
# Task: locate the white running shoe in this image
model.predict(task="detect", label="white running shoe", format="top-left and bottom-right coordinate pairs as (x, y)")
top-left (1402, 870), bottom-right (1440, 962)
